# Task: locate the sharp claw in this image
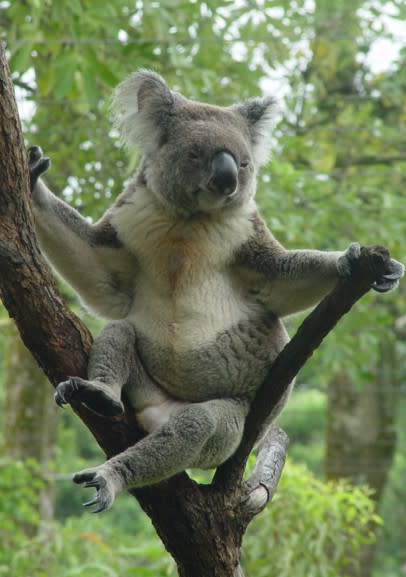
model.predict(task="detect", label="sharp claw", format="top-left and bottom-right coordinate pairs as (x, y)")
top-left (54, 391), bottom-right (66, 407)
top-left (372, 280), bottom-right (398, 293)
top-left (91, 504), bottom-right (107, 514)
top-left (381, 272), bottom-right (402, 281)
top-left (83, 495), bottom-right (100, 508)
top-left (83, 490), bottom-right (109, 513)
top-left (54, 377), bottom-right (80, 409)
top-left (67, 377), bottom-right (76, 392)
top-left (371, 257), bottom-right (403, 293)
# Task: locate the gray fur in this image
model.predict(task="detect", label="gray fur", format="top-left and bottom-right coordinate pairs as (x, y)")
top-left (28, 71), bottom-right (404, 512)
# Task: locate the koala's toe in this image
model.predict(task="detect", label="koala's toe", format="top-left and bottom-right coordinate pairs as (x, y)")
top-left (73, 468), bottom-right (99, 485)
top-left (28, 145), bottom-right (43, 164)
top-left (54, 377), bottom-right (81, 408)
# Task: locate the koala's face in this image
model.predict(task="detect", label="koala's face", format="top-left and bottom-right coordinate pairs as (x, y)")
top-left (143, 105), bottom-right (258, 216)
top-left (113, 71), bottom-right (275, 217)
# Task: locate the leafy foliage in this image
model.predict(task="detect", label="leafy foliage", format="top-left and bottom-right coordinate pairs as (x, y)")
top-left (0, 460), bottom-right (378, 577)
top-left (243, 461), bottom-right (381, 577)
top-left (2, 514), bottom-right (177, 577)
top-left (0, 459), bottom-right (43, 567)
top-left (277, 388), bottom-right (326, 475)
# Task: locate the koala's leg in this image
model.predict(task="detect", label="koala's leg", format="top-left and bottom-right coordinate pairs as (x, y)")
top-left (55, 321), bottom-right (138, 416)
top-left (73, 398), bottom-right (249, 512)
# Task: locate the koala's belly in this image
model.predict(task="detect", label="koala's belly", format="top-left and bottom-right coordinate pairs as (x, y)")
top-left (136, 314), bottom-right (289, 401)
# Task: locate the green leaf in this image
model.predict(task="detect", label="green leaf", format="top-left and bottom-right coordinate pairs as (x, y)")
top-left (53, 50), bottom-right (77, 99)
top-left (9, 42), bottom-right (33, 73)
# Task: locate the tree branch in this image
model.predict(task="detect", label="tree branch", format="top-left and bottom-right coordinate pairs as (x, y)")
top-left (240, 426), bottom-right (289, 519)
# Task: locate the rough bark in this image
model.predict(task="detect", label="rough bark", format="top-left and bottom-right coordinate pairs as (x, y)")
top-left (0, 44), bottom-right (393, 576)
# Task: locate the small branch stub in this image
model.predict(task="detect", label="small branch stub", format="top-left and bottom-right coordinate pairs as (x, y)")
top-left (241, 425), bottom-right (289, 519)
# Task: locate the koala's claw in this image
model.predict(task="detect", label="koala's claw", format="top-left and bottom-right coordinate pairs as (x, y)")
top-left (54, 377), bottom-right (81, 408)
top-left (73, 469), bottom-right (114, 513)
top-left (54, 377), bottom-right (124, 417)
top-left (371, 258), bottom-right (404, 293)
top-left (27, 145), bottom-right (50, 191)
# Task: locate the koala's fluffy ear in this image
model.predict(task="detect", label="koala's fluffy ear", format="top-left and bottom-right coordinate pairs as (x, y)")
top-left (111, 70), bottom-right (177, 150)
top-left (232, 97), bottom-right (276, 166)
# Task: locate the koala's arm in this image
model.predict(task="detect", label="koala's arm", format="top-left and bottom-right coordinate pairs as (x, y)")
top-left (28, 147), bottom-right (135, 318)
top-left (236, 215), bottom-right (404, 317)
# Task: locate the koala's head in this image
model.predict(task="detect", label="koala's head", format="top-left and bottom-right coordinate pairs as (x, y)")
top-left (112, 70), bottom-right (275, 217)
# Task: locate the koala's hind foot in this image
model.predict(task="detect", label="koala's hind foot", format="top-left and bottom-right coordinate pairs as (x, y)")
top-left (27, 146), bottom-right (50, 191)
top-left (73, 466), bottom-right (118, 513)
top-left (55, 377), bottom-right (124, 417)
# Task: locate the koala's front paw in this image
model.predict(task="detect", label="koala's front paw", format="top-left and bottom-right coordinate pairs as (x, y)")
top-left (73, 467), bottom-right (117, 513)
top-left (55, 376), bottom-right (124, 417)
top-left (28, 145), bottom-right (50, 191)
top-left (371, 258), bottom-right (404, 293)
top-left (337, 242), bottom-right (404, 293)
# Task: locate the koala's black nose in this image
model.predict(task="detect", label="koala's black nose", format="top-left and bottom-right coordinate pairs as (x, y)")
top-left (208, 151), bottom-right (238, 196)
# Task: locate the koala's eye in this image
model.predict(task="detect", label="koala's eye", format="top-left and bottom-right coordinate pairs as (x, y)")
top-left (240, 160), bottom-right (250, 169)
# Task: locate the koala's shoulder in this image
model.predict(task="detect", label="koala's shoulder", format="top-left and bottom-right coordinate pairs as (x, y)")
top-left (235, 213), bottom-right (284, 271)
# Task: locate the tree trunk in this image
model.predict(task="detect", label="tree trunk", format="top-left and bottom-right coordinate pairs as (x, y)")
top-left (3, 322), bottom-right (58, 531)
top-left (326, 336), bottom-right (398, 576)
top-left (0, 43), bottom-right (393, 576)
top-left (326, 340), bottom-right (397, 497)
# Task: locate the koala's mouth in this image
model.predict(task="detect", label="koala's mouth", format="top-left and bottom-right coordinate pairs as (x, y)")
top-left (225, 190), bottom-right (238, 201)
top-left (193, 186), bottom-right (240, 213)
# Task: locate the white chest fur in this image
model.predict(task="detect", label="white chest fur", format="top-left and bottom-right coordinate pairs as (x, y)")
top-left (111, 187), bottom-right (258, 349)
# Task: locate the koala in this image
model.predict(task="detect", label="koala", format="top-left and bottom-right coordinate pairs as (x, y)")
top-left (28, 70), bottom-right (404, 512)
